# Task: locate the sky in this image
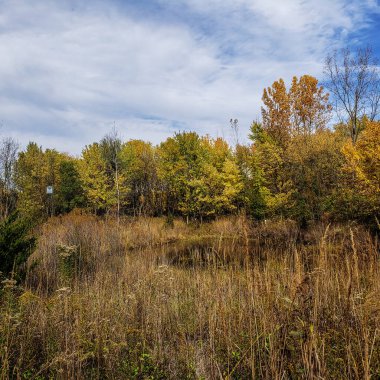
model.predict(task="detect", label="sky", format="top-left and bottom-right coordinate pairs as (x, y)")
top-left (0, 0), bottom-right (379, 155)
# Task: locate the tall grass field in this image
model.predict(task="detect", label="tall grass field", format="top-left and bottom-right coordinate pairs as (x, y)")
top-left (1, 214), bottom-right (380, 379)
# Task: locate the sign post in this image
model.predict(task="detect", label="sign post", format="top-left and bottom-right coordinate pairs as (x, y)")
top-left (46, 186), bottom-right (54, 216)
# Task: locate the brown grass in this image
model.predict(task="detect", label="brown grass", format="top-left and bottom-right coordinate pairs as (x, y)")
top-left (1, 213), bottom-right (380, 379)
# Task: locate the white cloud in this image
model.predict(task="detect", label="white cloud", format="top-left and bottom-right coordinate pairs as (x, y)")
top-left (0, 0), bottom-right (378, 154)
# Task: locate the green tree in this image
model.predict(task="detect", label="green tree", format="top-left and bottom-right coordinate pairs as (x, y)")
top-left (249, 122), bottom-right (295, 218)
top-left (158, 132), bottom-right (206, 220)
top-left (158, 132), bottom-right (243, 221)
top-left (0, 212), bottom-right (36, 278)
top-left (285, 130), bottom-right (345, 223)
top-left (119, 140), bottom-right (158, 216)
top-left (56, 160), bottom-right (86, 213)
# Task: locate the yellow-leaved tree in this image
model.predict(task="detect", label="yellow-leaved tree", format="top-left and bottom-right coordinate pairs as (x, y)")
top-left (338, 120), bottom-right (380, 224)
top-left (78, 143), bottom-right (129, 214)
top-left (15, 143), bottom-right (67, 218)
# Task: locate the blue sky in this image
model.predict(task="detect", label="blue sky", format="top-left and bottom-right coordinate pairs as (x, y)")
top-left (0, 0), bottom-right (379, 154)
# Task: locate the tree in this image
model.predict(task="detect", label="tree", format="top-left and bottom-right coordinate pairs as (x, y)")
top-left (289, 75), bottom-right (332, 136)
top-left (183, 156), bottom-right (243, 220)
top-left (336, 120), bottom-right (380, 225)
top-left (158, 132), bottom-right (207, 221)
top-left (285, 130), bottom-right (345, 223)
top-left (261, 75), bottom-right (331, 144)
top-left (256, 76), bottom-right (339, 223)
top-left (119, 140), bottom-right (158, 216)
top-left (324, 46), bottom-right (380, 143)
top-left (202, 136), bottom-right (244, 214)
top-left (230, 118), bottom-right (240, 147)
top-left (15, 143), bottom-right (66, 218)
top-left (261, 78), bottom-right (291, 147)
top-left (218, 158), bottom-right (244, 213)
top-left (248, 121), bottom-right (294, 218)
top-left (99, 129), bottom-right (123, 222)
top-left (0, 137), bottom-right (19, 219)
top-left (56, 160), bottom-right (86, 213)
top-left (251, 130), bottom-right (295, 218)
top-left (78, 143), bottom-right (118, 214)
top-left (0, 212), bottom-right (36, 278)
top-left (15, 142), bottom-right (45, 218)
top-left (158, 132), bottom-right (243, 221)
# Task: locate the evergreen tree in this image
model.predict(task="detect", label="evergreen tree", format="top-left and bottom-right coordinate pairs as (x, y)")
top-left (0, 212), bottom-right (36, 278)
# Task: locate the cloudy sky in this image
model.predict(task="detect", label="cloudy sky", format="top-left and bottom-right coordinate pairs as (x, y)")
top-left (0, 0), bottom-right (379, 154)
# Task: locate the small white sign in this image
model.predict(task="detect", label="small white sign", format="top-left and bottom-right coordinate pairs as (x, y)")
top-left (46, 186), bottom-right (53, 194)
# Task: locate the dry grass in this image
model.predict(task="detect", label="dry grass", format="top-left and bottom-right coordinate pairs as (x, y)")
top-left (1, 213), bottom-right (380, 379)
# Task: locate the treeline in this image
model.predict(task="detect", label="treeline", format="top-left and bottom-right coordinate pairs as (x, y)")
top-left (0, 49), bottom-right (379, 228)
top-left (2, 110), bottom-right (378, 227)
top-left (10, 133), bottom-right (243, 221)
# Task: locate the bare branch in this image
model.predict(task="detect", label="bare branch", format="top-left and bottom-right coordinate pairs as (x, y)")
top-left (324, 46), bottom-right (380, 143)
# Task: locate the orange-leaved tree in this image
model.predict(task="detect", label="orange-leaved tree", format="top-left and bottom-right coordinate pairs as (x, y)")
top-left (261, 78), bottom-right (291, 147)
top-left (289, 75), bottom-right (332, 136)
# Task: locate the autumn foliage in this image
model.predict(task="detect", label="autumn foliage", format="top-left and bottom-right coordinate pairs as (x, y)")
top-left (0, 74), bottom-right (372, 231)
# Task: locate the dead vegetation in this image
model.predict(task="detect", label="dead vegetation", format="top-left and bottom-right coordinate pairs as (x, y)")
top-left (1, 213), bottom-right (380, 379)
